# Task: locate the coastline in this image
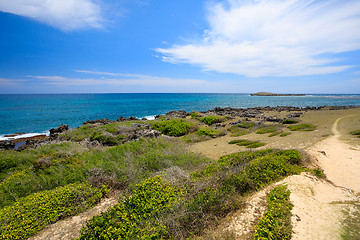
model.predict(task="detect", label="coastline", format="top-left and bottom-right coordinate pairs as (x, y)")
top-left (1, 104), bottom-right (360, 239)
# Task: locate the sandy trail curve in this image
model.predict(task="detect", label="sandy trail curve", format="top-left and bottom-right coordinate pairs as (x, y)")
top-left (309, 115), bottom-right (360, 193)
top-left (290, 114), bottom-right (360, 240)
top-left (29, 197), bottom-right (117, 240)
top-left (218, 114), bottom-right (360, 239)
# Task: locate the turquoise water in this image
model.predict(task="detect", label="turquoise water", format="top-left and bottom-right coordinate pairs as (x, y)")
top-left (1, 93), bottom-right (360, 135)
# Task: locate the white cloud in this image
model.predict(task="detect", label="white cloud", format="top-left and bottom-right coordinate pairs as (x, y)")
top-left (157, 0), bottom-right (360, 77)
top-left (0, 0), bottom-right (103, 31)
top-left (27, 72), bottom-right (215, 87)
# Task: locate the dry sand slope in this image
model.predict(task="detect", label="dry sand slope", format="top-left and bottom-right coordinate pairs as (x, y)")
top-left (212, 112), bottom-right (360, 240)
top-left (288, 114), bottom-right (360, 240)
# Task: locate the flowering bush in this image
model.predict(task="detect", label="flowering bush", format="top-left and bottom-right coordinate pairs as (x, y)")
top-left (0, 183), bottom-right (104, 240)
top-left (254, 185), bottom-right (293, 240)
top-left (79, 176), bottom-right (182, 239)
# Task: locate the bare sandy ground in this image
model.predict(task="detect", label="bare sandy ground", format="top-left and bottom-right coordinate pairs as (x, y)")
top-left (195, 108), bottom-right (360, 239)
top-left (29, 197), bottom-right (117, 240)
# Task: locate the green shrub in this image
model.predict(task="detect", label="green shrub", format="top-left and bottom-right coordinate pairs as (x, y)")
top-left (256, 125), bottom-right (281, 134)
top-left (196, 128), bottom-right (225, 138)
top-left (0, 155), bottom-right (87, 209)
top-left (199, 115), bottom-right (228, 125)
top-left (288, 123), bottom-right (316, 131)
top-left (350, 130), bottom-right (360, 137)
top-left (0, 183), bottom-right (104, 240)
top-left (254, 185), bottom-right (293, 240)
top-left (269, 132), bottom-right (281, 137)
top-left (192, 149), bottom-right (275, 180)
top-left (282, 119), bottom-right (299, 124)
top-left (280, 132), bottom-right (292, 137)
top-left (90, 132), bottom-right (125, 146)
top-left (228, 122), bottom-right (255, 137)
top-left (183, 128), bottom-right (226, 143)
top-left (228, 139), bottom-right (266, 148)
top-left (151, 119), bottom-right (193, 136)
top-left (222, 150), bottom-right (303, 193)
top-left (191, 111), bottom-right (202, 119)
top-left (79, 176), bottom-right (181, 239)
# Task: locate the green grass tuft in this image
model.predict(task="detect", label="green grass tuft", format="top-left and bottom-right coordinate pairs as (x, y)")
top-left (229, 139), bottom-right (266, 148)
top-left (282, 119), bottom-right (299, 124)
top-left (288, 123), bottom-right (316, 131)
top-left (280, 132), bottom-right (292, 137)
top-left (199, 115), bottom-right (228, 125)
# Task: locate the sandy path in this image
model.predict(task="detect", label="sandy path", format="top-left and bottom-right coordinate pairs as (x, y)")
top-left (29, 197), bottom-right (117, 240)
top-left (308, 114), bottom-right (360, 193)
top-left (290, 113), bottom-right (360, 240)
top-left (214, 113), bottom-right (360, 239)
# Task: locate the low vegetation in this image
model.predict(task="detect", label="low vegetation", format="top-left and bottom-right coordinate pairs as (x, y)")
top-left (0, 111), bottom-right (324, 239)
top-left (199, 115), bottom-right (228, 125)
top-left (78, 149), bottom-right (306, 239)
top-left (151, 119), bottom-right (196, 136)
top-left (229, 139), bottom-right (266, 148)
top-left (254, 185), bottom-right (293, 240)
top-left (288, 123), bottom-right (316, 131)
top-left (280, 132), bottom-right (292, 137)
top-left (350, 130), bottom-right (360, 138)
top-left (282, 119), bottom-right (299, 124)
top-left (228, 122), bottom-right (256, 136)
top-left (0, 183), bottom-right (105, 240)
top-left (256, 125), bottom-right (282, 134)
top-left (183, 127), bottom-right (226, 143)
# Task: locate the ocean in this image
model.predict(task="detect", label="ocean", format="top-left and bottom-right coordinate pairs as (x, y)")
top-left (1, 93), bottom-right (360, 137)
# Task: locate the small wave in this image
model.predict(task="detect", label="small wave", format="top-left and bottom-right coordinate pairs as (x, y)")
top-left (0, 131), bottom-right (50, 141)
top-left (142, 115), bottom-right (156, 120)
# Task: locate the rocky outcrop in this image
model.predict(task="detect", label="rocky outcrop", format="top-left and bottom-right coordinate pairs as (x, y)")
top-left (49, 125), bottom-right (69, 140)
top-left (250, 92), bottom-right (306, 96)
top-left (83, 119), bottom-right (113, 125)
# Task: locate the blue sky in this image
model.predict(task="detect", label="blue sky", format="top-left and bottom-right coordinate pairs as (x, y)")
top-left (1, 0), bottom-right (360, 94)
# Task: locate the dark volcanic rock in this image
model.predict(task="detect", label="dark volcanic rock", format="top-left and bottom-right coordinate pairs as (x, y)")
top-left (0, 141), bottom-right (15, 150)
top-left (83, 119), bottom-right (113, 125)
top-left (49, 125), bottom-right (69, 140)
top-left (165, 110), bottom-right (190, 118)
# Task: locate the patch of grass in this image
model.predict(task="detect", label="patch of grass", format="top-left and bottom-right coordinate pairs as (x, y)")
top-left (151, 119), bottom-right (195, 136)
top-left (228, 122), bottom-right (255, 137)
top-left (90, 132), bottom-right (126, 146)
top-left (282, 119), bottom-right (299, 124)
top-left (191, 111), bottom-right (202, 119)
top-left (254, 185), bottom-right (293, 240)
top-left (350, 130), bottom-right (360, 138)
top-left (280, 132), bottom-right (292, 137)
top-left (288, 123), bottom-right (316, 131)
top-left (269, 131), bottom-right (281, 137)
top-left (183, 128), bottom-right (226, 143)
top-left (256, 125), bottom-right (281, 134)
top-left (229, 139), bottom-right (266, 148)
top-left (341, 204), bottom-right (360, 240)
top-left (0, 182), bottom-right (105, 240)
top-left (199, 115), bottom-right (228, 125)
top-left (221, 150), bottom-right (303, 193)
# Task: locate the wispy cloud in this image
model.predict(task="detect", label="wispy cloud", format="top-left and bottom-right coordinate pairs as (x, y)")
top-left (27, 72), bottom-right (213, 87)
top-left (0, 0), bottom-right (104, 31)
top-left (157, 0), bottom-right (360, 77)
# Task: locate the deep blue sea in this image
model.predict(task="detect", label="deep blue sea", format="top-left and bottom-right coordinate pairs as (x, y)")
top-left (1, 93), bottom-right (360, 137)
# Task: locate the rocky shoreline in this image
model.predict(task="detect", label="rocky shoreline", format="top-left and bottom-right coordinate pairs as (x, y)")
top-left (1, 105), bottom-right (358, 151)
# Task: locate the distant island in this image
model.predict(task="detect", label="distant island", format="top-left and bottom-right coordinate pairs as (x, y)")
top-left (250, 92), bottom-right (306, 96)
